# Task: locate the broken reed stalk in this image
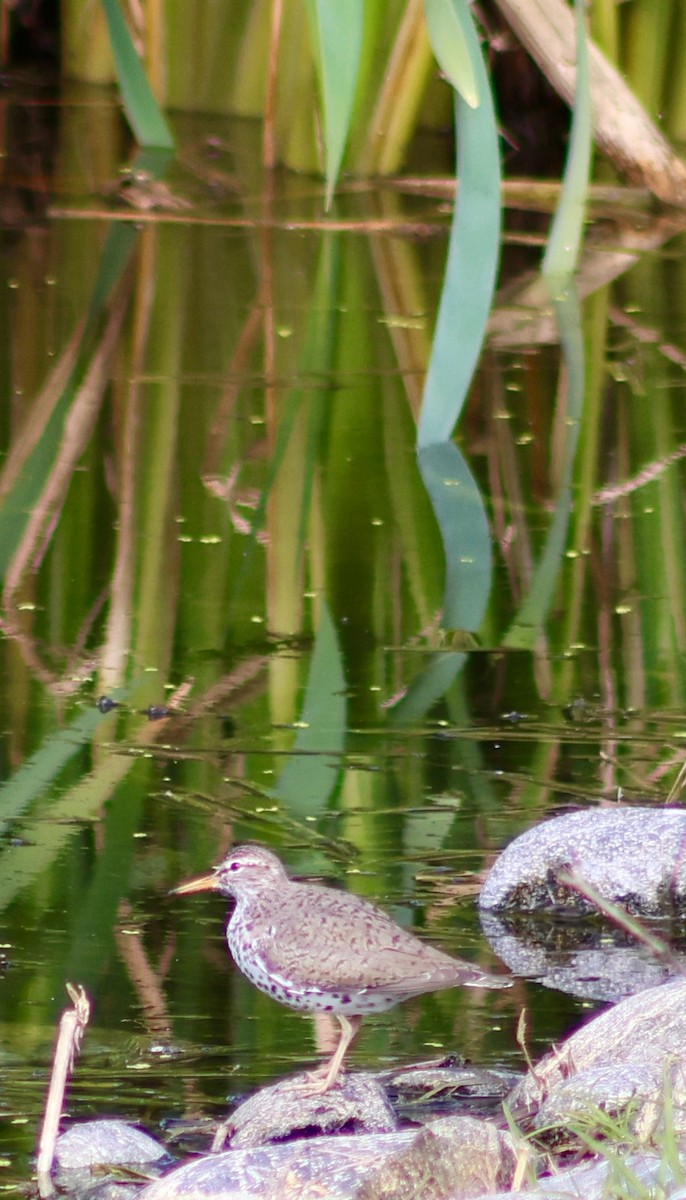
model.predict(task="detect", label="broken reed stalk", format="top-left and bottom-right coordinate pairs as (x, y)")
top-left (36, 984), bottom-right (91, 1182)
top-left (493, 0), bottom-right (686, 206)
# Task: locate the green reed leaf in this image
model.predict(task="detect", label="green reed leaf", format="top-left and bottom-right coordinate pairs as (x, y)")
top-left (419, 441), bottom-right (491, 631)
top-left (272, 602), bottom-right (346, 816)
top-left (542, 0), bottom-right (591, 293)
top-left (307, 0), bottom-right (363, 206)
top-left (101, 0), bottom-right (175, 149)
top-left (504, 288), bottom-right (584, 648)
top-left (424, 0), bottom-right (479, 107)
top-left (417, 6), bottom-right (500, 447)
top-left (0, 691), bottom-right (129, 836)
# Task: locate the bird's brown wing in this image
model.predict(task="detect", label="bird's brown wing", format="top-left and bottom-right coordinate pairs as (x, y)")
top-left (248, 885), bottom-right (503, 995)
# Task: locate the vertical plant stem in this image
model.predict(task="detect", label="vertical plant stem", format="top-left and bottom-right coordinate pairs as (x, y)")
top-left (36, 985), bottom-right (90, 1183)
top-left (144, 0), bottom-right (166, 103)
top-left (357, 0), bottom-right (433, 175)
top-left (666, 1), bottom-right (686, 139)
top-left (231, 0), bottom-right (271, 114)
top-left (62, 0), bottom-right (114, 82)
top-left (622, 0), bottom-right (673, 120)
top-left (264, 0), bottom-right (284, 170)
top-left (590, 0), bottom-right (619, 61)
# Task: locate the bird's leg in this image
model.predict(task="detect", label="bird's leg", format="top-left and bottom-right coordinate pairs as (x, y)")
top-left (288, 1013), bottom-right (362, 1095)
top-left (306, 1013), bottom-right (362, 1094)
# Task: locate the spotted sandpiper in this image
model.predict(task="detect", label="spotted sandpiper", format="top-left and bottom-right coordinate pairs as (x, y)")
top-left (173, 844), bottom-right (511, 1094)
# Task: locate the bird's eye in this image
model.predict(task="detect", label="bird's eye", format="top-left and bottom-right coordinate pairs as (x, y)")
top-left (228, 861), bottom-right (241, 871)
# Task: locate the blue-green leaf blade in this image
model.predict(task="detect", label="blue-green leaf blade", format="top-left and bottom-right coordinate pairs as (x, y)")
top-left (419, 441), bottom-right (491, 631)
top-left (306, 0), bottom-right (363, 205)
top-left (542, 0), bottom-right (592, 293)
top-left (389, 651), bottom-right (467, 723)
top-left (272, 602), bottom-right (346, 816)
top-left (424, 0), bottom-right (479, 107)
top-left (418, 5), bottom-right (500, 447)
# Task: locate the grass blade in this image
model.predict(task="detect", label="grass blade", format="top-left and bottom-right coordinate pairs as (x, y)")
top-left (542, 0), bottom-right (592, 293)
top-left (418, 3), bottom-right (500, 446)
top-left (503, 288), bottom-right (584, 648)
top-left (101, 0), bottom-right (175, 149)
top-left (273, 602), bottom-right (346, 816)
top-left (419, 441), bottom-right (491, 630)
top-left (423, 0), bottom-right (479, 107)
top-left (306, 0), bottom-right (363, 205)
top-left (0, 692), bottom-right (128, 837)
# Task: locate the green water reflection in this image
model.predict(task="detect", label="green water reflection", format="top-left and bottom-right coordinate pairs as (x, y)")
top-left (2, 84), bottom-right (686, 1189)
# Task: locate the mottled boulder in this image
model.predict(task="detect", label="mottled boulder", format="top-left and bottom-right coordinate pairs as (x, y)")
top-left (219, 1071), bottom-right (397, 1150)
top-left (479, 806), bottom-right (686, 915)
top-left (509, 977), bottom-right (686, 1145)
top-left (139, 1115), bottom-right (517, 1200)
top-left (356, 1115), bottom-right (517, 1200)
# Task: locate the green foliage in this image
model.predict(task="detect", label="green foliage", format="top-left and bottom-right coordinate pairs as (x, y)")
top-left (417, 11), bottom-right (501, 447)
top-left (423, 0), bottom-right (479, 107)
top-left (100, 0), bottom-right (175, 149)
top-left (272, 602), bottom-right (346, 815)
top-left (306, 0), bottom-right (363, 206)
top-left (542, 0), bottom-right (592, 296)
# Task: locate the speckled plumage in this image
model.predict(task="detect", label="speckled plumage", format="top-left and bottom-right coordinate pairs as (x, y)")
top-left (174, 844), bottom-right (511, 1092)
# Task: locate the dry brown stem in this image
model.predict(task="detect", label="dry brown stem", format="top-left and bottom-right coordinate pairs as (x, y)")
top-left (36, 984), bottom-right (91, 1191)
top-left (494, 0), bottom-right (686, 206)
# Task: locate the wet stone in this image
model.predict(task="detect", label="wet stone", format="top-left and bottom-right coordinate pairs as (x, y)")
top-left (479, 805), bottom-right (686, 916)
top-left (509, 977), bottom-right (686, 1146)
top-left (138, 1115), bottom-right (517, 1200)
top-left (55, 1119), bottom-right (169, 1169)
top-left (381, 1063), bottom-right (520, 1122)
top-left (219, 1071), bottom-right (398, 1150)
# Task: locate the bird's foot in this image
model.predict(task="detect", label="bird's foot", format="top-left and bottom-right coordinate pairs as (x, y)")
top-left (283, 1064), bottom-right (345, 1096)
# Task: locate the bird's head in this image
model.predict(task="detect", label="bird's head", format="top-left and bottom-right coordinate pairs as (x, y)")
top-left (172, 844), bottom-right (288, 899)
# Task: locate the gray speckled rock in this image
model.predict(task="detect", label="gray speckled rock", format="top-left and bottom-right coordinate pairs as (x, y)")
top-left (535, 1058), bottom-right (686, 1142)
top-left (55, 1119), bottom-right (168, 1169)
top-left (221, 1071), bottom-right (397, 1150)
top-left (479, 806), bottom-right (686, 915)
top-left (509, 977), bottom-right (686, 1145)
top-left (356, 1115), bottom-right (517, 1200)
top-left (138, 1115), bottom-right (517, 1200)
top-left (138, 1131), bottom-right (418, 1200)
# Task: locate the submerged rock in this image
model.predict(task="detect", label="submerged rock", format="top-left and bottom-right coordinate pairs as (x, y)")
top-left (480, 908), bottom-right (685, 1001)
top-left (479, 805), bottom-right (686, 915)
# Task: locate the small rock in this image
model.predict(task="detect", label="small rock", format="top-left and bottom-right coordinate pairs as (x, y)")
top-left (55, 1119), bottom-right (168, 1169)
top-left (220, 1071), bottom-right (398, 1149)
top-left (356, 1115), bottom-right (517, 1200)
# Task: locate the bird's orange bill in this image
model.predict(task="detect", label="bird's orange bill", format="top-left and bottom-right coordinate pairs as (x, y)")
top-left (172, 872), bottom-right (221, 895)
